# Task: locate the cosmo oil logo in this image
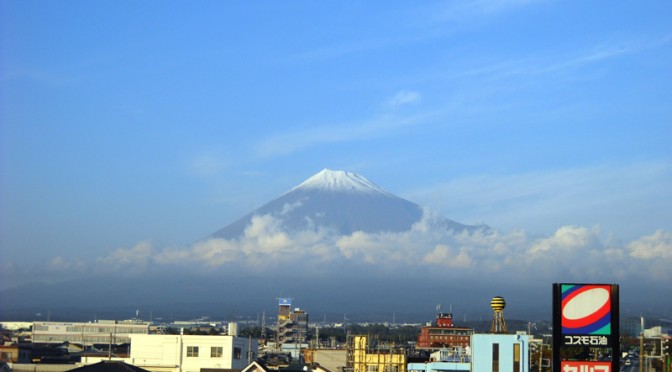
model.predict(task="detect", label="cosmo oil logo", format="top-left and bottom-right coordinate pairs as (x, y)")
top-left (561, 284), bottom-right (611, 335)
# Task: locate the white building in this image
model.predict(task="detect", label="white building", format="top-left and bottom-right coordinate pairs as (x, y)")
top-left (127, 334), bottom-right (258, 372)
top-left (32, 320), bottom-right (150, 345)
top-left (0, 322), bottom-right (33, 331)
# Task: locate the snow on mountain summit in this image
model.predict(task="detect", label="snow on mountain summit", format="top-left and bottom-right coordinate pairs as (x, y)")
top-left (291, 168), bottom-right (390, 195)
top-left (210, 168), bottom-right (483, 240)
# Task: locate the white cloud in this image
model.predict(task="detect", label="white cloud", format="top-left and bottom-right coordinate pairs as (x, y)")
top-left (189, 150), bottom-right (230, 176)
top-left (628, 230), bottom-right (672, 259)
top-left (96, 241), bottom-right (155, 274)
top-left (281, 200), bottom-right (304, 215)
top-left (527, 226), bottom-right (600, 256)
top-left (626, 230), bottom-right (672, 280)
top-left (407, 161), bottom-right (672, 241)
top-left (423, 244), bottom-right (474, 268)
top-left (388, 90), bottom-right (422, 108)
top-left (431, 0), bottom-right (545, 23)
top-left (254, 111), bottom-right (436, 158)
top-left (16, 210), bottom-right (671, 288)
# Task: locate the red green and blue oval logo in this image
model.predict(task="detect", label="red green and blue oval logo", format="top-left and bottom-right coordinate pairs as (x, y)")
top-left (561, 284), bottom-right (611, 335)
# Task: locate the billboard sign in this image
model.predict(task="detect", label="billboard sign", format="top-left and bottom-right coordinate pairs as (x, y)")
top-left (560, 361), bottom-right (611, 372)
top-left (561, 284), bottom-right (612, 335)
top-left (553, 283), bottom-right (619, 372)
top-left (278, 298), bottom-right (292, 306)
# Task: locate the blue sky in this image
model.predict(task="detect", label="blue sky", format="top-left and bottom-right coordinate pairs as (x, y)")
top-left (1, 1), bottom-right (671, 292)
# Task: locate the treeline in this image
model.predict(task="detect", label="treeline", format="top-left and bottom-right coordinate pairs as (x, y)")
top-left (236, 324), bottom-right (421, 343)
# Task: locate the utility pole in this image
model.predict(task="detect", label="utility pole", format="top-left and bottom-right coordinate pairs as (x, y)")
top-left (640, 316), bottom-right (644, 372)
top-left (248, 334), bottom-right (253, 364)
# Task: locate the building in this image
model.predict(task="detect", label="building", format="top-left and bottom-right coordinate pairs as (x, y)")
top-left (350, 336), bottom-right (405, 372)
top-left (417, 313), bottom-right (472, 351)
top-left (32, 321), bottom-right (150, 345)
top-left (68, 361), bottom-right (151, 372)
top-left (0, 322), bottom-right (33, 331)
top-left (0, 344), bottom-right (19, 363)
top-left (408, 333), bottom-right (530, 372)
top-left (304, 348), bottom-right (347, 372)
top-left (276, 299), bottom-right (309, 347)
top-left (470, 334), bottom-right (529, 372)
top-left (126, 333), bottom-right (257, 372)
top-left (407, 349), bottom-right (470, 372)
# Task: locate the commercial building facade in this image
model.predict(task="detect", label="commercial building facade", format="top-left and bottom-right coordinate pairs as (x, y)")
top-left (417, 313), bottom-right (472, 351)
top-left (408, 333), bottom-right (529, 372)
top-left (128, 334), bottom-right (257, 372)
top-left (32, 321), bottom-right (150, 345)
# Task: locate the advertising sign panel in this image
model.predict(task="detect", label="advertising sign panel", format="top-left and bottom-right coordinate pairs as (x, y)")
top-left (560, 361), bottom-right (611, 372)
top-left (278, 298), bottom-right (292, 306)
top-left (553, 283), bottom-right (619, 372)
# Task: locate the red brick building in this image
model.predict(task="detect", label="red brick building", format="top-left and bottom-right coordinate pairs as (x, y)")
top-left (417, 313), bottom-right (473, 350)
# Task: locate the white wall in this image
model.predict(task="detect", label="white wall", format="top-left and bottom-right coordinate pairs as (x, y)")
top-left (129, 334), bottom-right (257, 372)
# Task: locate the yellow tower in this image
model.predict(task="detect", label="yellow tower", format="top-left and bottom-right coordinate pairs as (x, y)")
top-left (490, 296), bottom-right (507, 334)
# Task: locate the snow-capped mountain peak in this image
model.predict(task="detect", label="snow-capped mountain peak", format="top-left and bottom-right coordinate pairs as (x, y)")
top-left (210, 168), bottom-right (483, 240)
top-left (290, 169), bottom-right (390, 195)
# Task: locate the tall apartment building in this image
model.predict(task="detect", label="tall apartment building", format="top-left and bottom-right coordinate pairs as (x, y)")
top-left (276, 298), bottom-right (308, 346)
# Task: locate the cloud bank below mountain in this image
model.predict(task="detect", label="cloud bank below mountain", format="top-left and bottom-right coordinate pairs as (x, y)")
top-left (4, 209), bottom-right (669, 290)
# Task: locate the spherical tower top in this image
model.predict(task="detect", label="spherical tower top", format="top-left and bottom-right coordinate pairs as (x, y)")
top-left (491, 296), bottom-right (506, 312)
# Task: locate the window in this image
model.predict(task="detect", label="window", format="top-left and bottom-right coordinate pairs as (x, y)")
top-left (211, 346), bottom-right (223, 358)
top-left (513, 343), bottom-right (521, 372)
top-left (367, 365), bottom-right (378, 372)
top-left (384, 366), bottom-right (399, 372)
top-left (492, 343), bottom-right (499, 372)
top-left (187, 346), bottom-right (199, 357)
top-left (233, 347), bottom-right (242, 360)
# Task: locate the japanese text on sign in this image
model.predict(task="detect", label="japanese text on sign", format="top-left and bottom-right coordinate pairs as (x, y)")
top-left (564, 335), bottom-right (609, 346)
top-left (561, 361), bottom-right (610, 372)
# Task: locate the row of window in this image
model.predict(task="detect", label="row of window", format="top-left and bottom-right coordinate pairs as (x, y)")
top-left (33, 326), bottom-right (147, 334)
top-left (32, 335), bottom-right (131, 343)
top-left (427, 330), bottom-right (471, 335)
top-left (185, 346), bottom-right (242, 359)
top-left (63, 327), bottom-right (147, 334)
top-left (429, 336), bottom-right (469, 341)
top-left (365, 365), bottom-right (401, 372)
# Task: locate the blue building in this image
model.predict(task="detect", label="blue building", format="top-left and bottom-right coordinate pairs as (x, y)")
top-left (407, 333), bottom-right (529, 372)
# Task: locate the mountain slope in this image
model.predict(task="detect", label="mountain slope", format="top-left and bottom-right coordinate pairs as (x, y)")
top-left (211, 169), bottom-right (479, 239)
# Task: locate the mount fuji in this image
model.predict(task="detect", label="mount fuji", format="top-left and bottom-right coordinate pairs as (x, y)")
top-left (211, 169), bottom-right (483, 239)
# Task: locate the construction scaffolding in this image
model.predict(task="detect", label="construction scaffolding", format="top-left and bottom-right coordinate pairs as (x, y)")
top-left (346, 335), bottom-right (406, 372)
